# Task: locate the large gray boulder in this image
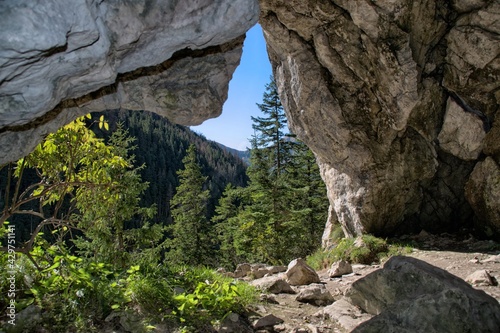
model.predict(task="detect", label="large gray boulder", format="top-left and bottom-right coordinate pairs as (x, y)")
top-left (328, 260), bottom-right (353, 278)
top-left (250, 274), bottom-right (295, 294)
top-left (346, 256), bottom-right (500, 333)
top-left (295, 283), bottom-right (335, 306)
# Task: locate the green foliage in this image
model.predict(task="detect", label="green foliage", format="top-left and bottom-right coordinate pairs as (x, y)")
top-left (306, 235), bottom-right (413, 269)
top-left (305, 248), bottom-right (335, 271)
top-left (170, 266), bottom-right (258, 330)
top-left (213, 184), bottom-right (251, 269)
top-left (0, 114), bottom-right (259, 331)
top-left (72, 123), bottom-right (160, 269)
top-left (4, 235), bottom-right (139, 332)
top-left (92, 110), bottom-right (248, 226)
top-left (0, 115), bottom-right (164, 330)
top-left (167, 145), bottom-right (214, 266)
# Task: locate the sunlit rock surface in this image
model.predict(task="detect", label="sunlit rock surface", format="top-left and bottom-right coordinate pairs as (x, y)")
top-left (0, 0), bottom-right (259, 163)
top-left (260, 0), bottom-right (500, 239)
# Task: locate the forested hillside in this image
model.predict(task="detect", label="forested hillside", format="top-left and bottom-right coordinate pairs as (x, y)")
top-left (92, 109), bottom-right (249, 225)
top-left (0, 110), bottom-right (248, 242)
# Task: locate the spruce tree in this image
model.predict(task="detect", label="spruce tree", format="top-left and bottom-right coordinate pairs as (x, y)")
top-left (167, 144), bottom-right (212, 266)
top-left (251, 76), bottom-right (291, 177)
top-left (213, 76), bottom-right (329, 264)
top-left (212, 184), bottom-right (250, 269)
top-left (241, 77), bottom-right (294, 263)
top-left (285, 140), bottom-right (329, 256)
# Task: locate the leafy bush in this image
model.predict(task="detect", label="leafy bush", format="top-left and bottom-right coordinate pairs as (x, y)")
top-left (24, 242), bottom-right (138, 332)
top-left (169, 266), bottom-right (258, 331)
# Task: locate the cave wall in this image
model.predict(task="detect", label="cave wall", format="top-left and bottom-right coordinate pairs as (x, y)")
top-left (259, 0), bottom-right (500, 240)
top-left (1, 0), bottom-right (499, 240)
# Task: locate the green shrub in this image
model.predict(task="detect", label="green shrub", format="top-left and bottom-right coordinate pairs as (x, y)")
top-left (306, 248), bottom-right (337, 270)
top-left (307, 234), bottom-right (413, 269)
top-left (170, 266), bottom-right (258, 330)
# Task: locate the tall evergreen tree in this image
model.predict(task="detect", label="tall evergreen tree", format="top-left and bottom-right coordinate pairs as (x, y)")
top-left (212, 184), bottom-right (250, 269)
top-left (244, 77), bottom-right (292, 263)
top-left (285, 141), bottom-right (329, 256)
top-left (251, 76), bottom-right (291, 177)
top-left (167, 144), bottom-right (213, 266)
top-left (212, 77), bottom-right (329, 265)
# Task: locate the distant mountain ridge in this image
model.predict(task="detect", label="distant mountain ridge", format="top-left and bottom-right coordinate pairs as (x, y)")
top-left (215, 142), bottom-right (250, 165)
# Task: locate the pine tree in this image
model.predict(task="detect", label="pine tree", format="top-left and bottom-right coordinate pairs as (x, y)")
top-left (212, 184), bottom-right (250, 269)
top-left (251, 76), bottom-right (291, 177)
top-left (167, 144), bottom-right (213, 266)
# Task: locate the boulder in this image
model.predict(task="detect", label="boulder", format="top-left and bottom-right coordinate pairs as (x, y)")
top-left (266, 265), bottom-right (288, 275)
top-left (483, 254), bottom-right (500, 263)
top-left (252, 314), bottom-right (284, 330)
top-left (259, 293), bottom-right (279, 304)
top-left (252, 269), bottom-right (268, 279)
top-left (234, 263), bottom-right (252, 278)
top-left (315, 298), bottom-right (373, 332)
top-left (465, 269), bottom-right (495, 286)
top-left (295, 284), bottom-right (335, 306)
top-left (217, 312), bottom-right (254, 333)
top-left (285, 258), bottom-right (320, 286)
top-left (328, 260), bottom-right (353, 278)
top-left (465, 157), bottom-right (500, 238)
top-left (250, 274), bottom-right (296, 294)
top-left (3, 305), bottom-right (42, 333)
top-left (105, 310), bottom-right (143, 333)
top-left (251, 265), bottom-right (271, 279)
top-left (345, 256), bottom-right (500, 332)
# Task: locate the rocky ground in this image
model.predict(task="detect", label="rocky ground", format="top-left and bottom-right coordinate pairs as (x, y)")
top-left (235, 232), bottom-right (500, 333)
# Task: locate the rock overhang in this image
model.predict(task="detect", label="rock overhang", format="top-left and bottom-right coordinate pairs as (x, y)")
top-left (0, 0), bottom-right (260, 163)
top-left (0, 0), bottom-right (499, 240)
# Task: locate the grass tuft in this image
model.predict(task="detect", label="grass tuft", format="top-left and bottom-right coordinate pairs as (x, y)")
top-left (307, 234), bottom-right (413, 270)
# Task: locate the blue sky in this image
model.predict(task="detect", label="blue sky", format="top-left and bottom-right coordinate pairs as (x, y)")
top-left (190, 24), bottom-right (272, 151)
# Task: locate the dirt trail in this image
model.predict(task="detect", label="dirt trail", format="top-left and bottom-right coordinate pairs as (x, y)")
top-left (252, 234), bottom-right (500, 332)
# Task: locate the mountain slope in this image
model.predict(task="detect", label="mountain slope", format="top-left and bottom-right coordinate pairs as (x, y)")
top-left (96, 109), bottom-right (249, 224)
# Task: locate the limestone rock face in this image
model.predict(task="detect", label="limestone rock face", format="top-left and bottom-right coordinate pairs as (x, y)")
top-left (346, 256), bottom-right (500, 332)
top-left (465, 157), bottom-right (500, 237)
top-left (0, 0), bottom-right (259, 164)
top-left (260, 0), bottom-right (500, 238)
top-left (438, 98), bottom-right (486, 161)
